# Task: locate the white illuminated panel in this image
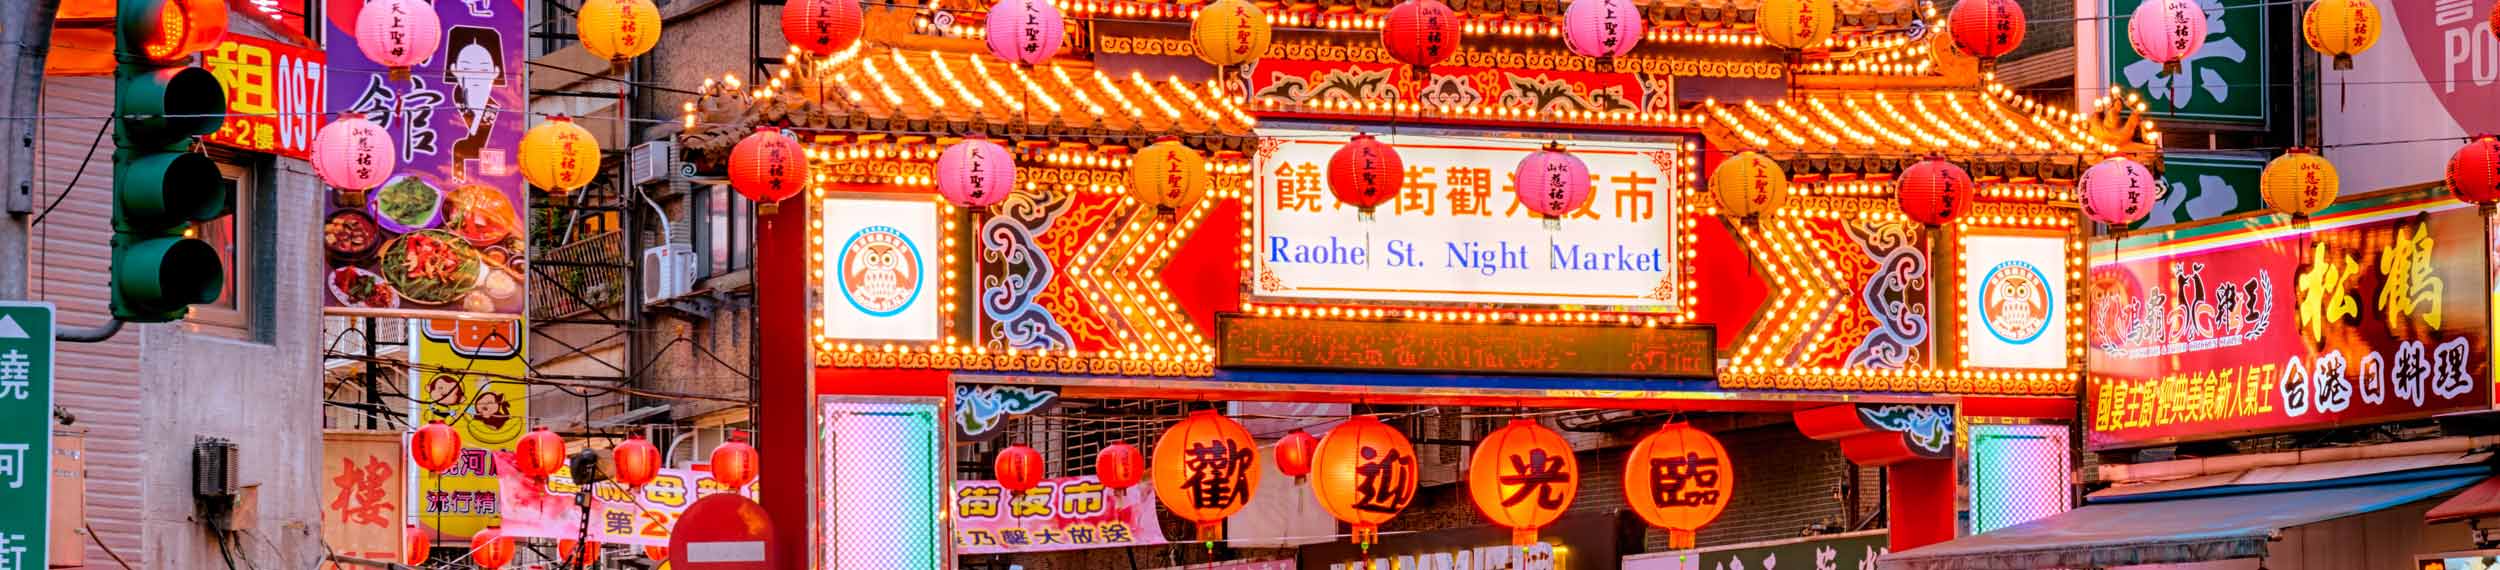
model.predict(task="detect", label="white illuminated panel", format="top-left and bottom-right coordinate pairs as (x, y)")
top-left (820, 397), bottom-right (949, 568)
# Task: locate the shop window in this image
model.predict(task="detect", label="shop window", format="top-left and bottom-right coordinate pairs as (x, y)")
top-left (694, 184), bottom-right (754, 278)
top-left (188, 161), bottom-right (274, 341)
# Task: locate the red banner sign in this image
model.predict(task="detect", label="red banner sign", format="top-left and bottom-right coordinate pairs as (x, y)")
top-left (201, 34), bottom-right (325, 159)
top-left (2086, 201), bottom-right (2493, 449)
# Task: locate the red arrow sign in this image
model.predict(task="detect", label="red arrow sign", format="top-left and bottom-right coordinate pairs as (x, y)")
top-left (667, 494), bottom-right (776, 570)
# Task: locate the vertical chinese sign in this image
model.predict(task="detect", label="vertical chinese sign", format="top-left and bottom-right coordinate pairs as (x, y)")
top-left (408, 319), bottom-right (530, 538)
top-left (201, 34), bottom-right (326, 159)
top-left (953, 476), bottom-right (1167, 554)
top-left (2086, 196), bottom-right (2492, 448)
top-left (0, 303), bottom-right (55, 570)
top-left (322, 431), bottom-right (407, 568)
top-left (322, 0), bottom-right (530, 319)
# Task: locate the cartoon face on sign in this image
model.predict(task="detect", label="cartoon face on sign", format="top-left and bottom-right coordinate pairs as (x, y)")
top-left (1981, 260), bottom-right (2052, 344)
top-left (839, 226), bottom-right (923, 317)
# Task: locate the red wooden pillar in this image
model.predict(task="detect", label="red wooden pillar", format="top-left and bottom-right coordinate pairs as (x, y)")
top-left (1887, 458), bottom-right (1956, 550)
top-left (1793, 404), bottom-right (1961, 552)
top-left (755, 201), bottom-right (813, 570)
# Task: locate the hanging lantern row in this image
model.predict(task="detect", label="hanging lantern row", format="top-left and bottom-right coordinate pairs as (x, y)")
top-left (1098, 441), bottom-right (1145, 490)
top-left (1311, 415), bottom-right (1419, 549)
top-left (995, 443), bottom-right (1046, 492)
top-left (1153, 409), bottom-right (1259, 541)
top-left (613, 434), bottom-right (662, 488)
top-left (1469, 419), bottom-right (1578, 547)
top-left (2302, 0), bottom-right (2379, 70)
top-left (513, 426), bottom-right (567, 480)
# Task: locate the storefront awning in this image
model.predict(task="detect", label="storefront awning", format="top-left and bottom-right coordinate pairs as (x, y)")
top-left (2427, 475), bottom-right (2500, 524)
top-left (1880, 465), bottom-right (2488, 570)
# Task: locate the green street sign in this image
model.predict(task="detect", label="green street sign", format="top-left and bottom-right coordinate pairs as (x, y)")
top-left (2126, 152), bottom-right (2271, 230)
top-left (2105, 0), bottom-right (2268, 124)
top-left (0, 302), bottom-right (54, 570)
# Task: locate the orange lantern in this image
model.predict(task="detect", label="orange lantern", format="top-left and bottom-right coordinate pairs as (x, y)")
top-left (513, 427), bottom-right (566, 480)
top-left (712, 432), bottom-right (760, 488)
top-left (996, 443), bottom-right (1046, 493)
top-left (612, 434), bottom-right (661, 488)
top-left (1152, 409), bottom-right (1260, 541)
top-left (469, 527), bottom-right (516, 569)
top-left (1274, 428), bottom-right (1319, 482)
top-left (1311, 415), bottom-right (1418, 548)
top-left (1097, 441), bottom-right (1145, 490)
top-left (1467, 419), bottom-right (1578, 546)
top-left (557, 538), bottom-right (600, 565)
top-left (402, 524), bottom-right (430, 566)
top-left (410, 420), bottom-right (462, 473)
top-left (1623, 423), bottom-right (1733, 549)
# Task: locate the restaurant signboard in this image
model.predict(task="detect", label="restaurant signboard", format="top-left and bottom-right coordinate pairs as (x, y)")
top-left (2086, 196), bottom-right (2492, 449)
top-left (953, 475), bottom-right (1167, 554)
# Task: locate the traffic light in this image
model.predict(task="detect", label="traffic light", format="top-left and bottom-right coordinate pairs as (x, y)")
top-left (111, 0), bottom-right (229, 322)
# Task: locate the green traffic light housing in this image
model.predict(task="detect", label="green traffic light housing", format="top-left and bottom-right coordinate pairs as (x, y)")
top-left (108, 0), bottom-right (230, 322)
top-left (113, 66), bottom-right (225, 148)
top-left (111, 234), bottom-right (224, 317)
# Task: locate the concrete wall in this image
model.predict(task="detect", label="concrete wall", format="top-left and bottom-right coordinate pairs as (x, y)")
top-left (30, 75), bottom-right (326, 569)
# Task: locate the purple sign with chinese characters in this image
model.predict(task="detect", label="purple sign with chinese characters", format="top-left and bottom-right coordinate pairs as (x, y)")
top-left (321, 0), bottom-right (529, 319)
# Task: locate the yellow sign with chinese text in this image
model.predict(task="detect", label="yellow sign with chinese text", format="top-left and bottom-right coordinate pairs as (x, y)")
top-left (409, 319), bottom-right (528, 538)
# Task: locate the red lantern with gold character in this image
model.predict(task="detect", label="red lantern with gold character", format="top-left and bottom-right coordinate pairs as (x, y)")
top-left (1949, 0), bottom-right (2026, 68)
top-left (1311, 415), bottom-right (1418, 548)
top-left (2448, 135), bottom-right (2500, 207)
top-left (1153, 410), bottom-right (1260, 541)
top-left (1275, 428), bottom-right (1319, 482)
top-left (711, 432), bottom-right (760, 488)
top-left (1468, 419), bottom-right (1578, 546)
top-left (402, 524), bottom-right (430, 566)
top-left (996, 443), bottom-right (1046, 493)
top-left (1328, 134), bottom-right (1404, 216)
top-left (513, 427), bottom-right (566, 480)
top-left (730, 127), bottom-right (810, 207)
top-left (1097, 441), bottom-right (1145, 490)
top-left (410, 420), bottom-right (462, 473)
top-left (1623, 423), bottom-right (1733, 549)
top-left (613, 434), bottom-right (660, 488)
top-left (1896, 156), bottom-right (1974, 227)
top-left (470, 527), bottom-right (516, 569)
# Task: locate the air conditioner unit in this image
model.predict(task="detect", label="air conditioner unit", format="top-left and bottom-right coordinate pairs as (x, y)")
top-left (630, 140), bottom-right (678, 186)
top-left (642, 244), bottom-right (697, 305)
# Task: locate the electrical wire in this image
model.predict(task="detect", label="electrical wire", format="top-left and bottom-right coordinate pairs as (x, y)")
top-left (85, 523), bottom-right (137, 570)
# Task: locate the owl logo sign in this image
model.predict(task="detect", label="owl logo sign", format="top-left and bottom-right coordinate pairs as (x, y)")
top-left (838, 226), bottom-right (923, 317)
top-left (1980, 260), bottom-right (2053, 345)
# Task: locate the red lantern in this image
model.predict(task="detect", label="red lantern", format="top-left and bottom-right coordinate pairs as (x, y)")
top-left (1623, 423), bottom-right (1733, 549)
top-left (513, 427), bottom-right (566, 480)
top-left (1328, 134), bottom-right (1404, 216)
top-left (1949, 0), bottom-right (2026, 66)
top-left (1383, 0), bottom-right (1462, 70)
top-left (711, 433), bottom-right (760, 488)
top-left (469, 527), bottom-right (516, 569)
top-left (1097, 442), bottom-right (1145, 490)
top-left (1311, 416), bottom-right (1418, 547)
top-left (730, 127), bottom-right (810, 206)
top-left (613, 434), bottom-right (661, 488)
top-left (1274, 429), bottom-right (1318, 481)
top-left (1896, 156), bottom-right (1975, 227)
top-left (402, 525), bottom-right (430, 566)
top-left (1468, 419), bottom-right (1578, 546)
top-left (1152, 410), bottom-right (1260, 540)
top-left (2448, 135), bottom-right (2500, 207)
top-left (410, 421), bottom-right (462, 474)
top-left (782, 0), bottom-right (863, 56)
top-left (996, 444), bottom-right (1047, 493)
top-left (557, 538), bottom-right (601, 564)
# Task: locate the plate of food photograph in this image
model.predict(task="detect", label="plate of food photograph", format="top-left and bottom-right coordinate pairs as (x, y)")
top-left (370, 175), bottom-right (444, 234)
top-left (377, 229), bottom-right (485, 306)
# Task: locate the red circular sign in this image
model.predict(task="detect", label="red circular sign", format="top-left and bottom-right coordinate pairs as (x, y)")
top-left (667, 494), bottom-right (777, 570)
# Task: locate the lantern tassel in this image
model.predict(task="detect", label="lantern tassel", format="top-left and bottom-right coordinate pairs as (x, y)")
top-left (1197, 521), bottom-right (1224, 543)
top-left (1511, 527), bottom-right (1537, 547)
top-left (2333, 54), bottom-right (2354, 71)
top-left (1352, 524), bottom-right (1377, 547)
top-left (2161, 61), bottom-right (2180, 76)
top-left (1669, 528), bottom-right (1696, 550)
top-left (1542, 217), bottom-right (1561, 231)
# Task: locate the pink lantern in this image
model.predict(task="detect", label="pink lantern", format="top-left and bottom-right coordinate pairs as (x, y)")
top-left (985, 0), bottom-right (1065, 66)
top-left (935, 136), bottom-right (1015, 208)
top-left (2127, 0), bottom-right (2207, 75)
top-left (1514, 143), bottom-right (1592, 227)
top-left (312, 112), bottom-right (394, 191)
top-left (2080, 156), bottom-right (2158, 227)
top-left (356, 0), bottom-right (443, 80)
top-left (1563, 0), bottom-right (1642, 60)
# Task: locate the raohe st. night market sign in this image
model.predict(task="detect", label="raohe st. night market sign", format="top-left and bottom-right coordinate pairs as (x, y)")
top-left (1251, 128), bottom-right (1684, 309)
top-left (2085, 197), bottom-right (2492, 449)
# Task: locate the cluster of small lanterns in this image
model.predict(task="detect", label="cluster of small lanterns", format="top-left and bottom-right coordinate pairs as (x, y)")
top-left (404, 422), bottom-right (758, 569)
top-left (992, 409), bottom-right (1734, 550)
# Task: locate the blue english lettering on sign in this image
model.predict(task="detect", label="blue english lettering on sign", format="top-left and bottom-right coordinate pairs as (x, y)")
top-left (1447, 241), bottom-right (1531, 276)
top-left (1550, 244), bottom-right (1663, 272)
top-left (1269, 235), bottom-right (1368, 266)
